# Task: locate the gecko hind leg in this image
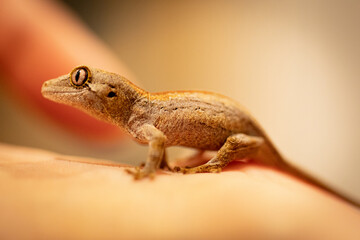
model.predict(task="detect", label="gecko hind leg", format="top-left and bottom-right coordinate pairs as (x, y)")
top-left (174, 133), bottom-right (264, 174)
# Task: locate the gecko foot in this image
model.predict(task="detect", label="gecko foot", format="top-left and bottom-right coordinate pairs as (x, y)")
top-left (125, 167), bottom-right (156, 180)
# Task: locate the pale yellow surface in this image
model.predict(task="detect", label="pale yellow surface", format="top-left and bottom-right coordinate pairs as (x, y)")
top-left (0, 143), bottom-right (359, 240)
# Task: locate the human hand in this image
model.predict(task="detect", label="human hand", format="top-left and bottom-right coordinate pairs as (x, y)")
top-left (0, 143), bottom-right (359, 240)
top-left (0, 2), bottom-right (359, 239)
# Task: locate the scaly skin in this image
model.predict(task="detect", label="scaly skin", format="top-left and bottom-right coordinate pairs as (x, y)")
top-left (41, 66), bottom-right (359, 207)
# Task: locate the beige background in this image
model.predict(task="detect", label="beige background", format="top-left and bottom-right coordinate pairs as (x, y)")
top-left (0, 0), bottom-right (359, 199)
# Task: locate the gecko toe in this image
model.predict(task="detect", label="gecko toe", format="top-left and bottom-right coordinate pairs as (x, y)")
top-left (126, 167), bottom-right (157, 180)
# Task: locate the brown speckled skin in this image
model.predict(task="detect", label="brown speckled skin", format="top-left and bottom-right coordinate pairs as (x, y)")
top-left (41, 66), bottom-right (360, 207)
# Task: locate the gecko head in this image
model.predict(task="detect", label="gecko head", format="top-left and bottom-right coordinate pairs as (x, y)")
top-left (41, 65), bottom-right (136, 124)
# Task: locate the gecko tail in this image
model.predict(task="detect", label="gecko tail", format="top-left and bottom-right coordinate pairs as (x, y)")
top-left (276, 159), bottom-right (360, 208)
top-left (256, 140), bottom-right (360, 209)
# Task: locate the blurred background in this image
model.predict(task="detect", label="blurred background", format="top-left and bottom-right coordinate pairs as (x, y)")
top-left (0, 0), bottom-right (359, 199)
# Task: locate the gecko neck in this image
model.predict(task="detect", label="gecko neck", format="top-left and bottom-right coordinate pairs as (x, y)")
top-left (107, 77), bottom-right (148, 129)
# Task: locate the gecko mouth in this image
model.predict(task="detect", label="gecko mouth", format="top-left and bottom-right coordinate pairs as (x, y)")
top-left (43, 90), bottom-right (81, 94)
top-left (41, 89), bottom-right (82, 99)
top-left (41, 86), bottom-right (86, 103)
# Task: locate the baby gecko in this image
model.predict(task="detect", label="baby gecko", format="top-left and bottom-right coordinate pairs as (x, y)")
top-left (41, 66), bottom-right (359, 207)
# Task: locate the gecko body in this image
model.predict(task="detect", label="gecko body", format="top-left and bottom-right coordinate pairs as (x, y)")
top-left (131, 91), bottom-right (259, 149)
top-left (42, 66), bottom-right (359, 207)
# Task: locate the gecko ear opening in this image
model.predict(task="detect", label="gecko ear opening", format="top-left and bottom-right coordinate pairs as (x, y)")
top-left (70, 66), bottom-right (91, 87)
top-left (107, 91), bottom-right (117, 98)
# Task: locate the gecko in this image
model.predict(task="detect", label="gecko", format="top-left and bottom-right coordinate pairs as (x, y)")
top-left (41, 65), bottom-right (359, 207)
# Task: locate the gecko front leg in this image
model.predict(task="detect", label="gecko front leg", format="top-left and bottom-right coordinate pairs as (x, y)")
top-left (175, 133), bottom-right (264, 174)
top-left (128, 124), bottom-right (167, 180)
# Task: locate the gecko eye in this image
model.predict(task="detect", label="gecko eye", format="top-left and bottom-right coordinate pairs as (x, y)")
top-left (70, 67), bottom-right (90, 87)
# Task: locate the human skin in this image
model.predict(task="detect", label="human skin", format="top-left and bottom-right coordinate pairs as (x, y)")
top-left (0, 143), bottom-right (359, 240)
top-left (0, 1), bottom-right (359, 239)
